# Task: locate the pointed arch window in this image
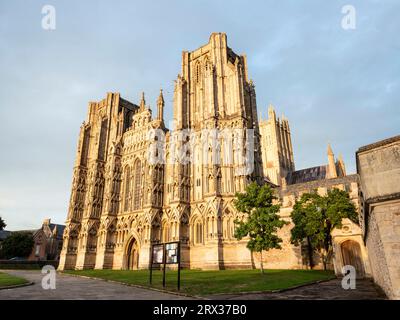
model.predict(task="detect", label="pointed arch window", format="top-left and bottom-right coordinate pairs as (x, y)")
top-left (81, 127), bottom-right (91, 166)
top-left (123, 166), bottom-right (131, 212)
top-left (133, 160), bottom-right (142, 210)
top-left (98, 118), bottom-right (108, 161)
top-left (195, 220), bottom-right (203, 244)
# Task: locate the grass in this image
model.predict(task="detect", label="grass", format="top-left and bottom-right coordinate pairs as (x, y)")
top-left (64, 269), bottom-right (335, 296)
top-left (0, 272), bottom-right (29, 288)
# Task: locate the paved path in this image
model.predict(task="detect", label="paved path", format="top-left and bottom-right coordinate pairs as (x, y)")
top-left (0, 270), bottom-right (192, 300)
top-left (0, 271), bottom-right (386, 300)
top-left (206, 278), bottom-right (386, 300)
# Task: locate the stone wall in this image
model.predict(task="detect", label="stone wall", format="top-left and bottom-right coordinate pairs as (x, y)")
top-left (357, 135), bottom-right (400, 200)
top-left (253, 220), bottom-right (303, 269)
top-left (365, 205), bottom-right (395, 298)
top-left (279, 174), bottom-right (359, 198)
top-left (357, 135), bottom-right (400, 299)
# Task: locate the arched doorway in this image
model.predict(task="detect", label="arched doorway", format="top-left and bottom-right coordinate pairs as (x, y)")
top-left (127, 237), bottom-right (139, 270)
top-left (341, 240), bottom-right (365, 278)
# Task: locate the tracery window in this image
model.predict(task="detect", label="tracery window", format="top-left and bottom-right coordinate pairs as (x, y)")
top-left (81, 127), bottom-right (91, 166)
top-left (98, 118), bottom-right (108, 161)
top-left (123, 166), bottom-right (131, 212)
top-left (195, 220), bottom-right (203, 244)
top-left (133, 160), bottom-right (142, 210)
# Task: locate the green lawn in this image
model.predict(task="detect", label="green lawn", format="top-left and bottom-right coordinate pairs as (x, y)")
top-left (0, 272), bottom-right (29, 288)
top-left (64, 269), bottom-right (335, 295)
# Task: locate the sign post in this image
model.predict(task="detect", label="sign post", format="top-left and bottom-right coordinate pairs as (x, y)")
top-left (149, 244), bottom-right (153, 285)
top-left (162, 244), bottom-right (166, 288)
top-left (149, 241), bottom-right (181, 290)
top-left (149, 243), bottom-right (164, 286)
top-left (177, 241), bottom-right (181, 290)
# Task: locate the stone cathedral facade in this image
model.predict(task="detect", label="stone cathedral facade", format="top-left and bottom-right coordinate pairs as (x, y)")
top-left (59, 33), bottom-right (369, 273)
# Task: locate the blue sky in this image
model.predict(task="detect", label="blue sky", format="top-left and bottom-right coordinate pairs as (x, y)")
top-left (0, 0), bottom-right (399, 229)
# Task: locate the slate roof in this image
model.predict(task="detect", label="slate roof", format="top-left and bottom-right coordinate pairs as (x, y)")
top-left (49, 223), bottom-right (65, 240)
top-left (286, 165), bottom-right (328, 185)
top-left (0, 222), bottom-right (65, 242)
top-left (263, 176), bottom-right (278, 188)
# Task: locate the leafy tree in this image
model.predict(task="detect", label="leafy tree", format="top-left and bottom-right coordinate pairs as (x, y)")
top-left (0, 216), bottom-right (5, 230)
top-left (233, 182), bottom-right (287, 273)
top-left (1, 232), bottom-right (34, 259)
top-left (290, 188), bottom-right (358, 270)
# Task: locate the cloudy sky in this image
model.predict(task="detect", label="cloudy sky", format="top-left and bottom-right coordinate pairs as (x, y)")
top-left (0, 0), bottom-right (399, 230)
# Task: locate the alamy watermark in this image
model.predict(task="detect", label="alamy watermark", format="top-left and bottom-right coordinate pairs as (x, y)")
top-left (140, 126), bottom-right (256, 175)
top-left (41, 265), bottom-right (56, 290)
top-left (341, 5), bottom-right (356, 30)
top-left (41, 5), bottom-right (56, 30)
top-left (341, 265), bottom-right (356, 290)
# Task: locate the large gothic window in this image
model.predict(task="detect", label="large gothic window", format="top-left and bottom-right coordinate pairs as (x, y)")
top-left (98, 118), bottom-right (108, 161)
top-left (133, 160), bottom-right (142, 210)
top-left (81, 127), bottom-right (91, 166)
top-left (195, 220), bottom-right (203, 244)
top-left (123, 166), bottom-right (131, 212)
top-left (124, 110), bottom-right (133, 132)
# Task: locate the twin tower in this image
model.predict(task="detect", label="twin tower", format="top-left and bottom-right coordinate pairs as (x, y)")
top-left (59, 33), bottom-right (295, 271)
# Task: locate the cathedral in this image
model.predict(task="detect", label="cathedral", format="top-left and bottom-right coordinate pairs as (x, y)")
top-left (59, 33), bottom-right (368, 274)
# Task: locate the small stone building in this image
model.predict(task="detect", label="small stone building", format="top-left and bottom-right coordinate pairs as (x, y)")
top-left (357, 135), bottom-right (400, 299)
top-left (28, 219), bottom-right (65, 261)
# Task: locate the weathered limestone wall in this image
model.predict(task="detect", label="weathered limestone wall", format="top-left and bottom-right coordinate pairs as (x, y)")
top-left (357, 136), bottom-right (400, 201)
top-left (365, 204), bottom-right (398, 298)
top-left (189, 241), bottom-right (253, 270)
top-left (357, 135), bottom-right (400, 299)
top-left (253, 222), bottom-right (303, 269)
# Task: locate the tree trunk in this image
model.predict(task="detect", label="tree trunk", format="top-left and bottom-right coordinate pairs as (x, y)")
top-left (307, 236), bottom-right (314, 269)
top-left (320, 250), bottom-right (327, 271)
top-left (260, 250), bottom-right (264, 274)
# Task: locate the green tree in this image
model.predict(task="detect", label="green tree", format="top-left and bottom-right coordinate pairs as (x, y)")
top-left (290, 188), bottom-right (358, 270)
top-left (1, 232), bottom-right (34, 259)
top-left (0, 217), bottom-right (6, 230)
top-left (233, 182), bottom-right (287, 274)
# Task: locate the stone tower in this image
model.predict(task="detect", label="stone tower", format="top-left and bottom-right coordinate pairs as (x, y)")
top-left (164, 32), bottom-right (263, 269)
top-left (59, 93), bottom-right (129, 269)
top-left (259, 104), bottom-right (295, 185)
top-left (59, 91), bottom-right (167, 270)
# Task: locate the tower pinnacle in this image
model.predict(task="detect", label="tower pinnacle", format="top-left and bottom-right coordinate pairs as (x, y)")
top-left (157, 88), bottom-right (164, 122)
top-left (327, 143), bottom-right (337, 178)
top-left (327, 143), bottom-right (334, 156)
top-left (140, 91), bottom-right (146, 111)
top-left (268, 104), bottom-right (276, 121)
